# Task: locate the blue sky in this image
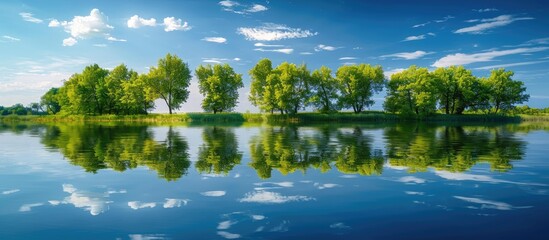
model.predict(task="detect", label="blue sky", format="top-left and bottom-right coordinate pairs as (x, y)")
top-left (1, 0), bottom-right (548, 112)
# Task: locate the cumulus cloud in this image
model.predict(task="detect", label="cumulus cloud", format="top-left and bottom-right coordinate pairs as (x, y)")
top-left (163, 198), bottom-right (189, 208)
top-left (381, 51), bottom-right (432, 60)
top-left (48, 9), bottom-right (122, 46)
top-left (107, 36), bottom-right (127, 42)
top-left (254, 48), bottom-right (294, 54)
top-left (61, 184), bottom-right (111, 215)
top-left (163, 17), bottom-right (191, 31)
top-left (432, 47), bottom-right (549, 67)
top-left (63, 37), bottom-right (77, 46)
top-left (237, 23), bottom-right (317, 41)
top-left (203, 37), bottom-right (227, 43)
top-left (252, 215), bottom-right (265, 220)
top-left (217, 231), bottom-right (241, 239)
top-left (201, 191), bottom-right (226, 197)
top-left (127, 15), bottom-right (157, 28)
top-left (403, 35), bottom-right (426, 41)
top-left (19, 12), bottom-right (43, 23)
top-left (455, 15), bottom-right (533, 34)
top-left (247, 4), bottom-right (268, 13)
top-left (239, 190), bottom-right (315, 204)
top-left (128, 201), bottom-right (157, 210)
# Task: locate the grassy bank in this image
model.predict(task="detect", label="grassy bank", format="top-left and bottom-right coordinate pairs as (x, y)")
top-left (0, 111), bottom-right (530, 124)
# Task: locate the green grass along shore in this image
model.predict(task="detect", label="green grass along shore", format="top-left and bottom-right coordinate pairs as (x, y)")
top-left (2, 112), bottom-right (548, 124)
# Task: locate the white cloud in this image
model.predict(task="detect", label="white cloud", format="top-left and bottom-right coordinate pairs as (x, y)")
top-left (412, 22), bottom-right (430, 28)
top-left (330, 222), bottom-right (351, 229)
top-left (254, 182), bottom-right (294, 188)
top-left (19, 203), bottom-right (44, 212)
top-left (93, 44), bottom-right (107, 47)
top-left (475, 60), bottom-right (549, 70)
top-left (61, 184), bottom-right (111, 215)
top-left (201, 191), bottom-right (226, 197)
top-left (251, 215), bottom-right (265, 220)
top-left (381, 50), bottom-right (432, 60)
top-left (20, 12), bottom-right (43, 23)
top-left (48, 19), bottom-right (61, 27)
top-left (2, 189), bottom-right (20, 195)
top-left (219, 0), bottom-right (239, 7)
top-left (237, 23), bottom-right (317, 41)
top-left (163, 17), bottom-right (191, 32)
top-left (384, 68), bottom-right (407, 79)
top-left (217, 220), bottom-right (236, 230)
top-left (233, 58), bottom-right (240, 61)
top-left (128, 201), bottom-right (157, 210)
top-left (254, 42), bottom-right (284, 47)
top-left (473, 8), bottom-right (498, 12)
top-left (49, 9), bottom-right (120, 46)
top-left (454, 196), bottom-right (518, 210)
top-left (239, 190), bottom-right (315, 204)
top-left (300, 52), bottom-right (313, 55)
top-left (247, 4), bottom-right (268, 13)
top-left (2, 35), bottom-right (20, 42)
top-left (127, 15), bottom-right (157, 28)
top-left (163, 198), bottom-right (189, 208)
top-left (315, 44), bottom-right (338, 51)
top-left (217, 231), bottom-right (241, 239)
top-left (434, 15), bottom-right (454, 23)
top-left (404, 191), bottom-right (424, 195)
top-left (432, 47), bottom-right (549, 67)
top-left (254, 48), bottom-right (294, 54)
top-left (315, 183), bottom-right (340, 189)
top-left (63, 37), bottom-right (77, 46)
top-left (203, 37), bottom-right (227, 43)
top-left (396, 176), bottom-right (426, 184)
top-left (455, 15), bottom-right (533, 34)
top-left (107, 36), bottom-right (127, 42)
top-left (339, 57), bottom-right (357, 60)
top-left (427, 32), bottom-right (436, 36)
top-left (403, 35), bottom-right (425, 41)
top-left (202, 58), bottom-right (230, 63)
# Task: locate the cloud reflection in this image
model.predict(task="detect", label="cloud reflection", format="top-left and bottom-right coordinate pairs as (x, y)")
top-left (239, 191), bottom-right (314, 204)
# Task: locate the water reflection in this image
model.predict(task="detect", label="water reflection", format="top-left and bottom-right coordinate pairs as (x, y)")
top-left (0, 122), bottom-right (529, 180)
top-left (39, 124), bottom-right (190, 181)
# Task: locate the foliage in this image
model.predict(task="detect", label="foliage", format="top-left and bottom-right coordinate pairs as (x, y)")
top-left (336, 64), bottom-right (384, 113)
top-left (384, 66), bottom-right (438, 115)
top-left (483, 68), bottom-right (529, 113)
top-left (309, 66), bottom-right (340, 113)
top-left (432, 66), bottom-right (477, 114)
top-left (195, 64), bottom-right (243, 113)
top-left (147, 53), bottom-right (192, 114)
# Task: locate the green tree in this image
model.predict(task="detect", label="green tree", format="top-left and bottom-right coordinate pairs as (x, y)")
top-left (249, 58), bottom-right (273, 109)
top-left (483, 68), bottom-right (529, 113)
top-left (432, 66), bottom-right (477, 114)
top-left (147, 53), bottom-right (192, 114)
top-left (336, 64), bottom-right (384, 113)
top-left (56, 64), bottom-right (109, 115)
top-left (119, 74), bottom-right (154, 114)
top-left (275, 62), bottom-right (311, 114)
top-left (40, 88), bottom-right (61, 114)
top-left (310, 66), bottom-right (339, 113)
top-left (384, 66), bottom-right (437, 115)
top-left (195, 64), bottom-right (243, 113)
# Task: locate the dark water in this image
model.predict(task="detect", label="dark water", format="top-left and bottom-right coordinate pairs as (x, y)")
top-left (0, 122), bottom-right (548, 239)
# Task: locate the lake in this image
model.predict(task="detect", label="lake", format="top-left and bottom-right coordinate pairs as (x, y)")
top-left (0, 122), bottom-right (548, 239)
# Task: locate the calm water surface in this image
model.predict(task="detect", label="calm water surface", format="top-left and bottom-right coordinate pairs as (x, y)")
top-left (0, 122), bottom-right (548, 239)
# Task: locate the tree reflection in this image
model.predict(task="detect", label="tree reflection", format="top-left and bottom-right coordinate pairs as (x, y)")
top-left (196, 127), bottom-right (242, 175)
top-left (334, 127), bottom-right (384, 175)
top-left (40, 124), bottom-right (190, 181)
top-left (385, 124), bottom-right (526, 172)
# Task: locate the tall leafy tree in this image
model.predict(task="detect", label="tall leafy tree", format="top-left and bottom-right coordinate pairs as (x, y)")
top-left (310, 66), bottom-right (339, 113)
top-left (275, 62), bottom-right (311, 114)
top-left (119, 73), bottom-right (154, 114)
top-left (336, 64), bottom-right (384, 113)
top-left (58, 64), bottom-right (109, 115)
top-left (248, 58), bottom-right (273, 108)
top-left (432, 66), bottom-right (477, 114)
top-left (384, 66), bottom-right (437, 115)
top-left (40, 87), bottom-right (61, 114)
top-left (147, 54), bottom-right (192, 114)
top-left (195, 64), bottom-right (243, 113)
top-left (483, 68), bottom-right (529, 113)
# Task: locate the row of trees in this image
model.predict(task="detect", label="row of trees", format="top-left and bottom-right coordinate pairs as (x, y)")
top-left (3, 55), bottom-right (529, 116)
top-left (39, 54), bottom-right (243, 115)
top-left (249, 61), bottom-right (529, 115)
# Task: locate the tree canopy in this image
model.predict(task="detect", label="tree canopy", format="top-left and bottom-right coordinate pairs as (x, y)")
top-left (147, 53), bottom-right (192, 114)
top-left (196, 64), bottom-right (243, 113)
